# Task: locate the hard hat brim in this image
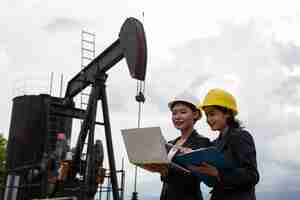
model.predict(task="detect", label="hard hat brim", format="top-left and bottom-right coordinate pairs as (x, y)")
top-left (168, 100), bottom-right (202, 120)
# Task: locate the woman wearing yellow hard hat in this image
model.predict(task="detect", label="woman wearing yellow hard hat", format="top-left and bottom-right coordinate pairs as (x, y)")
top-left (144, 92), bottom-right (211, 200)
top-left (189, 88), bottom-right (259, 200)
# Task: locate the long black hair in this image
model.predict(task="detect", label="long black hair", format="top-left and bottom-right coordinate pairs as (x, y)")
top-left (214, 105), bottom-right (242, 129)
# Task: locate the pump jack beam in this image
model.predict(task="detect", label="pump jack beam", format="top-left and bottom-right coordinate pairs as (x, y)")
top-left (64, 40), bottom-right (123, 99)
top-left (65, 17), bottom-right (147, 99)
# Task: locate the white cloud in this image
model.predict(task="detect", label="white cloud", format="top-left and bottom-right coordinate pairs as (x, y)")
top-left (2, 1), bottom-right (300, 199)
top-left (0, 48), bottom-right (10, 67)
top-left (144, 19), bottom-right (300, 195)
top-left (270, 131), bottom-right (300, 165)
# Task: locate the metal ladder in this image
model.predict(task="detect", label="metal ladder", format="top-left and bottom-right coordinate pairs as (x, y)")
top-left (78, 30), bottom-right (96, 179)
top-left (80, 30), bottom-right (96, 110)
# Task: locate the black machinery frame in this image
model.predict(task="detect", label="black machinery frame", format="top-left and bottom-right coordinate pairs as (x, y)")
top-left (5, 17), bottom-right (147, 200)
top-left (64, 17), bottom-right (147, 200)
top-left (62, 17), bottom-right (146, 200)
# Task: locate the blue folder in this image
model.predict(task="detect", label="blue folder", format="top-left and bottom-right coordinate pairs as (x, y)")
top-left (173, 146), bottom-right (235, 186)
top-left (173, 146), bottom-right (234, 169)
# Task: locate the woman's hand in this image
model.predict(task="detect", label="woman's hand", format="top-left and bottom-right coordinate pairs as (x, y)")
top-left (187, 162), bottom-right (219, 177)
top-left (141, 164), bottom-right (168, 176)
top-left (177, 146), bottom-right (193, 154)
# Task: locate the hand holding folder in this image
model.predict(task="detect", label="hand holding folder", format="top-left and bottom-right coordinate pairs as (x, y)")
top-left (173, 146), bottom-right (234, 169)
top-left (173, 146), bottom-right (235, 186)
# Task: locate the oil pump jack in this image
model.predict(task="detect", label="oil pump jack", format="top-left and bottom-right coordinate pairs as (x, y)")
top-left (4, 17), bottom-right (147, 200)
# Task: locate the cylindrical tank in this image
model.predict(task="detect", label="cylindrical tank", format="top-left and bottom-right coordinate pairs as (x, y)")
top-left (6, 94), bottom-right (73, 171)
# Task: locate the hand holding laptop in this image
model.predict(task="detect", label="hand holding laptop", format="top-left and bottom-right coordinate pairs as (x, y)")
top-left (166, 142), bottom-right (193, 154)
top-left (140, 163), bottom-right (168, 176)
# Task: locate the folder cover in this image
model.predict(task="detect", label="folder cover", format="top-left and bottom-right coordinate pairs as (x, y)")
top-left (173, 146), bottom-right (235, 186)
top-left (173, 146), bottom-right (234, 169)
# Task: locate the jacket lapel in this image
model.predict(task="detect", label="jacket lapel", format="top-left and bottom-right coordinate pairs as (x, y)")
top-left (182, 130), bottom-right (197, 147)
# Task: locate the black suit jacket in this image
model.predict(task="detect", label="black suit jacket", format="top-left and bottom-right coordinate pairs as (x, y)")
top-left (210, 127), bottom-right (260, 200)
top-left (160, 130), bottom-right (211, 200)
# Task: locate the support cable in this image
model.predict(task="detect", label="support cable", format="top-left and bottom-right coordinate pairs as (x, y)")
top-left (131, 12), bottom-right (146, 200)
top-left (131, 80), bottom-right (145, 200)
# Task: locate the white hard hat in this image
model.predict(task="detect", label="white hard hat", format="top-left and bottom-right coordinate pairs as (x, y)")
top-left (168, 92), bottom-right (202, 119)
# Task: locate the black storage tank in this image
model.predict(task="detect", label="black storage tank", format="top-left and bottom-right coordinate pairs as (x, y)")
top-left (6, 94), bottom-right (73, 171)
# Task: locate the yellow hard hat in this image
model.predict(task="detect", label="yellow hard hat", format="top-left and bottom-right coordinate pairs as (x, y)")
top-left (199, 88), bottom-right (238, 116)
top-left (168, 93), bottom-right (202, 120)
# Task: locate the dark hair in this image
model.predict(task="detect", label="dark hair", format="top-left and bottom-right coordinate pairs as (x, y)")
top-left (214, 106), bottom-right (242, 129)
top-left (171, 101), bottom-right (198, 112)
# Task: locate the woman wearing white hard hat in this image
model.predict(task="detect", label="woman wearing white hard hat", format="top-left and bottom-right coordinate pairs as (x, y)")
top-left (158, 93), bottom-right (211, 200)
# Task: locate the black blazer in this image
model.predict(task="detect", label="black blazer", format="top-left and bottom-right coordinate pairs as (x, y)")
top-left (210, 127), bottom-right (260, 200)
top-left (160, 130), bottom-right (211, 200)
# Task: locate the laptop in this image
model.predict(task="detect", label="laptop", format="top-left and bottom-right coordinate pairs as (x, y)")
top-left (121, 126), bottom-right (190, 172)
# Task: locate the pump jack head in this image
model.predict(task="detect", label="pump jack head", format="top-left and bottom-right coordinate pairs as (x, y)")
top-left (119, 17), bottom-right (147, 81)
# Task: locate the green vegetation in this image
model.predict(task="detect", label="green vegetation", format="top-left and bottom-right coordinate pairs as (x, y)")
top-left (0, 134), bottom-right (7, 187)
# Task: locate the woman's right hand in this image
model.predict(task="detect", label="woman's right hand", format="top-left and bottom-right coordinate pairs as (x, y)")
top-left (177, 146), bottom-right (193, 154)
top-left (142, 164), bottom-right (168, 176)
top-left (187, 162), bottom-right (219, 178)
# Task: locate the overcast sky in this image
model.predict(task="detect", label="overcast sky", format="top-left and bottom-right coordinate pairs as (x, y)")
top-left (1, 1), bottom-right (300, 200)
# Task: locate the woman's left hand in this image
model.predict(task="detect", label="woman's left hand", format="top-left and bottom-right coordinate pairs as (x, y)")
top-left (187, 162), bottom-right (219, 177)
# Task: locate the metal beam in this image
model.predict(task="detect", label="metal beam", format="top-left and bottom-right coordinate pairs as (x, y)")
top-left (64, 39), bottom-right (123, 99)
top-left (49, 103), bottom-right (86, 120)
